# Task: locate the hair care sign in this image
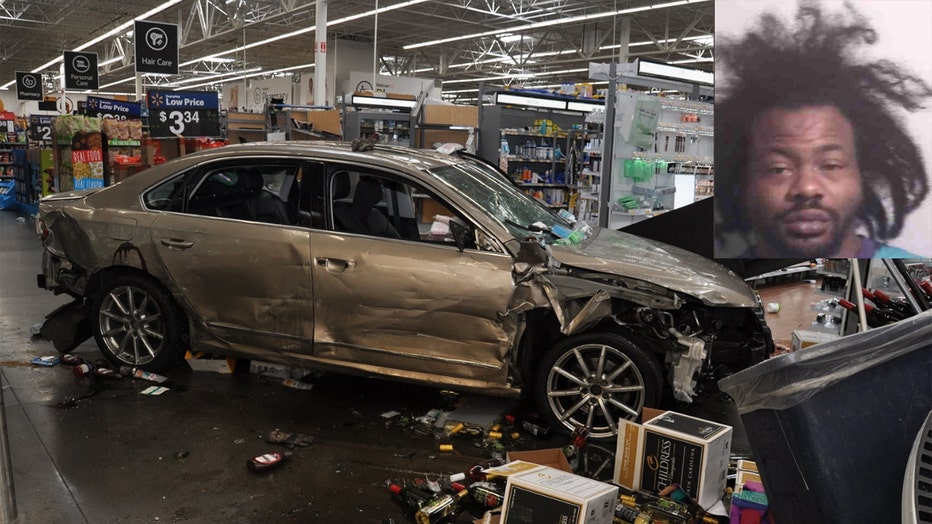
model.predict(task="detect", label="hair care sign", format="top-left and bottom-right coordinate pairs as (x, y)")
top-left (134, 20), bottom-right (179, 75)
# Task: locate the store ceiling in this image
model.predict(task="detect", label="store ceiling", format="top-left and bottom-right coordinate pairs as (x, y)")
top-left (0, 0), bottom-right (713, 103)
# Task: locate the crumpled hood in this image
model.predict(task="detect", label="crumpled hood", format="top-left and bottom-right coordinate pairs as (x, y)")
top-left (548, 227), bottom-right (758, 307)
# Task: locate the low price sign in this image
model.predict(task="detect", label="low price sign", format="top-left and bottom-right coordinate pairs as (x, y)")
top-left (85, 96), bottom-right (141, 120)
top-left (147, 90), bottom-right (220, 138)
top-left (28, 115), bottom-right (54, 143)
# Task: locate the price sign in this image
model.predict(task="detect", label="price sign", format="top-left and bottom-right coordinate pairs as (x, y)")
top-left (28, 115), bottom-right (54, 143)
top-left (146, 90), bottom-right (220, 138)
top-left (85, 96), bottom-right (141, 120)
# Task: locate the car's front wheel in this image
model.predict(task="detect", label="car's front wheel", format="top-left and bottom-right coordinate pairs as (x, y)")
top-left (535, 332), bottom-right (663, 440)
top-left (92, 274), bottom-right (184, 371)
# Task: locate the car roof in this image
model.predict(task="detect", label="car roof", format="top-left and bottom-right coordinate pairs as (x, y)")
top-left (180, 141), bottom-right (459, 170)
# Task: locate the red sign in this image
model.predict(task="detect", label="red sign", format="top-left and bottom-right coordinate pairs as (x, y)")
top-left (316, 41), bottom-right (327, 54)
top-left (72, 149), bottom-right (103, 163)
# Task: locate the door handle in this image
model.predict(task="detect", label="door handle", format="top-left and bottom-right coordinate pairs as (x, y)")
top-left (316, 258), bottom-right (355, 272)
top-left (160, 238), bottom-right (195, 249)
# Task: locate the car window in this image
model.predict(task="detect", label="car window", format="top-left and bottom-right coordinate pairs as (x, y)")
top-left (326, 167), bottom-right (494, 250)
top-left (145, 161), bottom-right (303, 226)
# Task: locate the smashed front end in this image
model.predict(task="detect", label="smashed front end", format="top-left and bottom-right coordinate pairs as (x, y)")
top-left (510, 226), bottom-right (773, 403)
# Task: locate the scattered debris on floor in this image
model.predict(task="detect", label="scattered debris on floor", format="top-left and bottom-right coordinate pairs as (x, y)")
top-left (267, 429), bottom-right (314, 449)
top-left (247, 451), bottom-right (292, 472)
top-left (140, 386), bottom-right (169, 396)
top-left (31, 355), bottom-right (60, 366)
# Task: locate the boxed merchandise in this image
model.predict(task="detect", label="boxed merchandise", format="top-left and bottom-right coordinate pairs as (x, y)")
top-left (506, 448), bottom-right (573, 472)
top-left (500, 463), bottom-right (618, 524)
top-left (613, 410), bottom-right (732, 509)
top-left (790, 329), bottom-right (839, 351)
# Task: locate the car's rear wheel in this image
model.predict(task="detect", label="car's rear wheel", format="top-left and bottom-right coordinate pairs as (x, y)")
top-left (93, 274), bottom-right (184, 372)
top-left (535, 332), bottom-right (663, 440)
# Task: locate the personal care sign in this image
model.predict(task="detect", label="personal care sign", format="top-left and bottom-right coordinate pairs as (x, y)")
top-left (134, 20), bottom-right (179, 75)
top-left (64, 52), bottom-right (99, 90)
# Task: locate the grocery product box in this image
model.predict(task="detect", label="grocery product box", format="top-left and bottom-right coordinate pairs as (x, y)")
top-left (500, 463), bottom-right (618, 524)
top-left (791, 329), bottom-right (840, 351)
top-left (613, 410), bottom-right (732, 509)
top-left (506, 448), bottom-right (573, 473)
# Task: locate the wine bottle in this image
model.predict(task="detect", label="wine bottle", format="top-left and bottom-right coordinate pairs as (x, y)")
top-left (414, 489), bottom-right (469, 524)
top-left (871, 289), bottom-right (916, 317)
top-left (389, 483), bottom-right (434, 511)
top-left (838, 299), bottom-right (901, 327)
top-left (449, 458), bottom-right (504, 482)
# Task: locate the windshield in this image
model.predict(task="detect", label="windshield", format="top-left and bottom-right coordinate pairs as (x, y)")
top-left (430, 161), bottom-right (573, 241)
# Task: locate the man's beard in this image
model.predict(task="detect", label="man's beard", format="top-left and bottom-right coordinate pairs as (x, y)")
top-left (759, 207), bottom-right (856, 257)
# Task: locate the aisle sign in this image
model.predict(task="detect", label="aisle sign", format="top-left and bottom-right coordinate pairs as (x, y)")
top-left (16, 72), bottom-right (43, 101)
top-left (28, 115), bottom-right (54, 142)
top-left (146, 90), bottom-right (220, 138)
top-left (63, 51), bottom-right (98, 90)
top-left (135, 20), bottom-right (179, 75)
top-left (86, 96), bottom-right (141, 120)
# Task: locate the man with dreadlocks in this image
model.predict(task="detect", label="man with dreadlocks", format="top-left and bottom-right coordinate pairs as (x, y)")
top-left (714, 1), bottom-right (932, 258)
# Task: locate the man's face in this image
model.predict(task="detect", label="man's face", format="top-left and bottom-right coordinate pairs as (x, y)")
top-left (745, 105), bottom-right (864, 257)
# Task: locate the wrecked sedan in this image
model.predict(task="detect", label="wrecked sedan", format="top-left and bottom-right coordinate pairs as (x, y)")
top-left (36, 142), bottom-right (772, 438)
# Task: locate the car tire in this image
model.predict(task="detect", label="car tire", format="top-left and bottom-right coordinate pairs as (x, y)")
top-left (92, 274), bottom-right (184, 372)
top-left (535, 331), bottom-right (663, 440)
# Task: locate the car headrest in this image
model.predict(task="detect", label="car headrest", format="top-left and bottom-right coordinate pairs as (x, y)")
top-left (332, 171), bottom-right (351, 199)
top-left (352, 177), bottom-right (384, 210)
top-left (240, 169), bottom-right (265, 191)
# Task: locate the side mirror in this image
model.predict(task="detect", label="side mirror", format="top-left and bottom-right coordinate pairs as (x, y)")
top-left (449, 220), bottom-right (471, 252)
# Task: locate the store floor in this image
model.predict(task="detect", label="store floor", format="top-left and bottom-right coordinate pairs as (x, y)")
top-left (0, 208), bottom-right (748, 523)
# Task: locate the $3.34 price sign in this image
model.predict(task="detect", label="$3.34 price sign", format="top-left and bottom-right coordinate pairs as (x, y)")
top-left (158, 110), bottom-right (200, 135)
top-left (147, 90), bottom-right (220, 138)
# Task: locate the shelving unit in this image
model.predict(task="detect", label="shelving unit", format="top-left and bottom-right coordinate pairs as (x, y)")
top-left (344, 110), bottom-right (411, 147)
top-left (607, 93), bottom-right (714, 228)
top-left (499, 129), bottom-right (575, 208)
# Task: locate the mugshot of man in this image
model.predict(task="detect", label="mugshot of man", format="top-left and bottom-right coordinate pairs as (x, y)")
top-left (714, 1), bottom-right (932, 258)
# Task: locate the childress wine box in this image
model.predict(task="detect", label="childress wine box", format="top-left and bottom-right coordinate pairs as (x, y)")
top-left (613, 410), bottom-right (732, 509)
top-left (499, 463), bottom-right (618, 524)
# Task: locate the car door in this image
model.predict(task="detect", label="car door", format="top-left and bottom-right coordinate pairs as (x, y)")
top-left (147, 158), bottom-right (314, 354)
top-left (309, 166), bottom-right (516, 386)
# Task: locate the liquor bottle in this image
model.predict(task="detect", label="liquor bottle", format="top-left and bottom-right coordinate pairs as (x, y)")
top-left (871, 289), bottom-right (916, 318)
top-left (414, 489), bottom-right (469, 524)
top-left (837, 299), bottom-right (901, 328)
top-left (449, 458), bottom-right (504, 482)
top-left (467, 481), bottom-right (505, 509)
top-left (389, 483), bottom-right (434, 511)
top-left (920, 280), bottom-right (932, 300)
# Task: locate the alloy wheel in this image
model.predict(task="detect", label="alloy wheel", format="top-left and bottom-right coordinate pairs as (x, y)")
top-left (544, 343), bottom-right (647, 439)
top-left (98, 284), bottom-right (166, 366)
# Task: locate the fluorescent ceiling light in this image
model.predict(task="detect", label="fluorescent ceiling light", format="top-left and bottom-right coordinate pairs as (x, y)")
top-left (352, 94), bottom-right (417, 109)
top-left (404, 0), bottom-right (709, 50)
top-left (498, 33), bottom-right (525, 43)
top-left (202, 57), bottom-right (236, 64)
top-left (0, 0), bottom-right (184, 89)
top-left (637, 59), bottom-right (713, 86)
top-left (495, 92), bottom-right (566, 110)
top-left (181, 0), bottom-right (431, 67)
top-left (566, 100), bottom-right (603, 112)
top-left (181, 63), bottom-right (314, 90)
top-left (99, 56), bottom-right (125, 67)
top-left (169, 67), bottom-right (262, 87)
top-left (668, 57), bottom-right (713, 64)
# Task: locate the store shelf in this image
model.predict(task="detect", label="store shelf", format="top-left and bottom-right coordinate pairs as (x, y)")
top-left (655, 123), bottom-right (714, 136)
top-left (504, 156), bottom-right (566, 163)
top-left (514, 183), bottom-right (572, 187)
top-left (108, 139), bottom-right (141, 147)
